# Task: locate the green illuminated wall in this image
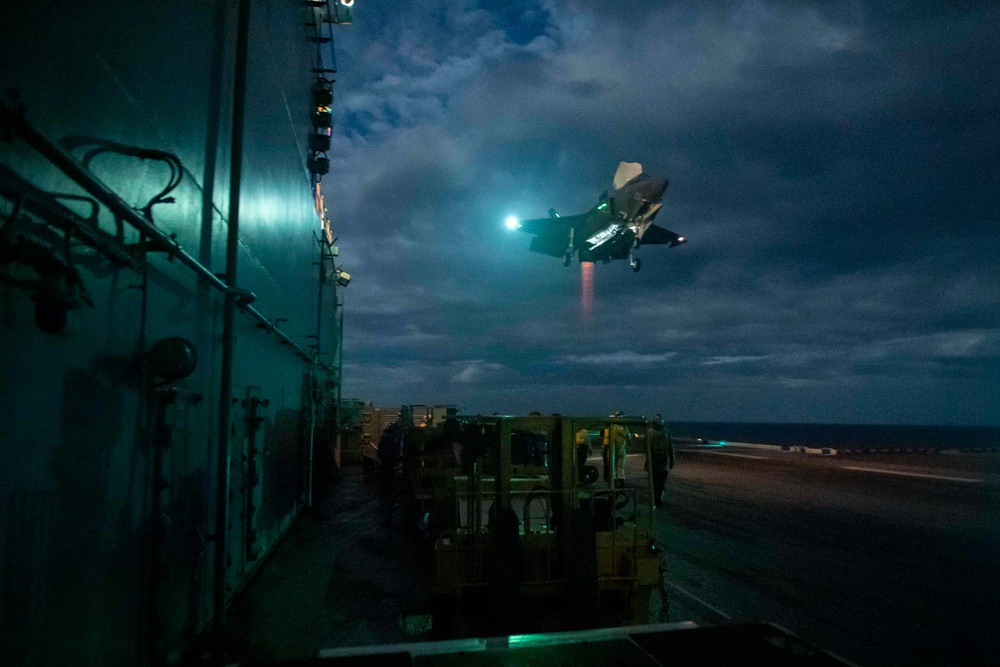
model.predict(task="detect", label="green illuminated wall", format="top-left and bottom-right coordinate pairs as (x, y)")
top-left (0, 1), bottom-right (341, 664)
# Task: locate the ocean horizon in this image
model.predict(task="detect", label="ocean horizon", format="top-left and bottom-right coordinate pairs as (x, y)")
top-left (667, 422), bottom-right (1000, 452)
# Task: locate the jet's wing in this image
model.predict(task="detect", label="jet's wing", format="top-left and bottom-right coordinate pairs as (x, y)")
top-left (639, 224), bottom-right (687, 247)
top-left (529, 235), bottom-right (567, 257)
top-left (516, 213), bottom-right (587, 258)
top-left (516, 213), bottom-right (585, 235)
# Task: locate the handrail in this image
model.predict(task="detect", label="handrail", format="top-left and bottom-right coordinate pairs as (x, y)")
top-left (0, 95), bottom-right (326, 369)
top-left (0, 163), bottom-right (139, 269)
top-left (243, 303), bottom-right (318, 365)
top-left (1, 97), bottom-right (240, 298)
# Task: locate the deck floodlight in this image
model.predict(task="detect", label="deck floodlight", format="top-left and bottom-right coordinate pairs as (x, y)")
top-left (505, 215), bottom-right (520, 230)
top-left (336, 270), bottom-right (351, 287)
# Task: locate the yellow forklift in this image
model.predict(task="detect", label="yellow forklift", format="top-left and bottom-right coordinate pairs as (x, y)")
top-left (410, 414), bottom-right (663, 638)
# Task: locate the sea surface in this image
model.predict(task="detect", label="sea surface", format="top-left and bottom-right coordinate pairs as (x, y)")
top-left (667, 422), bottom-right (1000, 452)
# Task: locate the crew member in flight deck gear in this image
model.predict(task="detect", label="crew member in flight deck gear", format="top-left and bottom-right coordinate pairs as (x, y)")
top-left (646, 413), bottom-right (675, 508)
top-left (604, 413), bottom-right (629, 486)
top-left (575, 427), bottom-right (592, 478)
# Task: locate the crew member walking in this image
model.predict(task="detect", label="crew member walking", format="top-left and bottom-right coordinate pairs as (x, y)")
top-left (646, 413), bottom-right (675, 508)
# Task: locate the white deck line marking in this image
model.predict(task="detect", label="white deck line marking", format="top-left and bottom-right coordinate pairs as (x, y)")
top-left (687, 451), bottom-right (766, 460)
top-left (840, 466), bottom-right (984, 484)
top-left (666, 583), bottom-right (732, 620)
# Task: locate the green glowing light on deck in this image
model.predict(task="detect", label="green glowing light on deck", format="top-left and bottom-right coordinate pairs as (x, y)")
top-left (509, 633), bottom-right (544, 646)
top-left (597, 202), bottom-right (607, 210)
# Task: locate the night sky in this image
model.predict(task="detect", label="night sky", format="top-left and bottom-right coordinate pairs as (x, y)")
top-left (323, 1), bottom-right (999, 425)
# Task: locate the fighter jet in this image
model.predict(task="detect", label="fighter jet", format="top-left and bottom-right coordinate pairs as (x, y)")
top-left (508, 162), bottom-right (686, 272)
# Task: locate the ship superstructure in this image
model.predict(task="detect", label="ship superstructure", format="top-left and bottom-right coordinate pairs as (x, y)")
top-left (0, 1), bottom-right (354, 663)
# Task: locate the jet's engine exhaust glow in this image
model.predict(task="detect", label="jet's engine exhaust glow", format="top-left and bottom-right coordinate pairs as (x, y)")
top-left (581, 261), bottom-right (594, 321)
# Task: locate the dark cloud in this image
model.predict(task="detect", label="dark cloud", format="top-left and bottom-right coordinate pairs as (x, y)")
top-left (329, 1), bottom-right (1000, 424)
top-left (479, 0), bottom-right (551, 45)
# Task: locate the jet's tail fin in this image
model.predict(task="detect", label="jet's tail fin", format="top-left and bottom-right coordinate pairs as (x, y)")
top-left (613, 161), bottom-right (643, 190)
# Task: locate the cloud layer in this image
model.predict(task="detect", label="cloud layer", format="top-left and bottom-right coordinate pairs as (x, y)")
top-left (326, 1), bottom-right (1000, 424)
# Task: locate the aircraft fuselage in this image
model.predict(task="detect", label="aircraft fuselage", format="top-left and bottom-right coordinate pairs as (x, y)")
top-left (516, 163), bottom-right (685, 271)
top-left (576, 175), bottom-right (669, 261)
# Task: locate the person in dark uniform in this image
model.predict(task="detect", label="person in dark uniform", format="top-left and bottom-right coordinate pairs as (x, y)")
top-left (646, 413), bottom-right (675, 508)
top-left (378, 420), bottom-right (402, 496)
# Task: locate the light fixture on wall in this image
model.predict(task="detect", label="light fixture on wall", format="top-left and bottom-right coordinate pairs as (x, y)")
top-left (309, 78), bottom-right (333, 181)
top-left (335, 267), bottom-right (350, 287)
top-left (308, 154), bottom-right (330, 175)
top-left (147, 336), bottom-right (198, 383)
top-left (308, 133), bottom-right (331, 152)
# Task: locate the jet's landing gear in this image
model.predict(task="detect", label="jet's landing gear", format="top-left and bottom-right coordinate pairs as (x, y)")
top-left (564, 228), bottom-right (575, 266)
top-left (563, 253), bottom-right (572, 267)
top-left (630, 254), bottom-right (641, 272)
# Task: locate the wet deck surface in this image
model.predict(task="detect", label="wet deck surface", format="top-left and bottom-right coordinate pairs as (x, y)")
top-left (660, 447), bottom-right (1000, 667)
top-left (189, 467), bottom-right (431, 663)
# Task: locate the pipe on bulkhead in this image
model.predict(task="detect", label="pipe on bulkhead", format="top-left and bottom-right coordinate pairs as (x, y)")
top-left (0, 96), bottom-right (239, 298)
top-left (307, 237), bottom-right (326, 510)
top-left (214, 0), bottom-right (252, 632)
top-left (307, 396), bottom-right (316, 509)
